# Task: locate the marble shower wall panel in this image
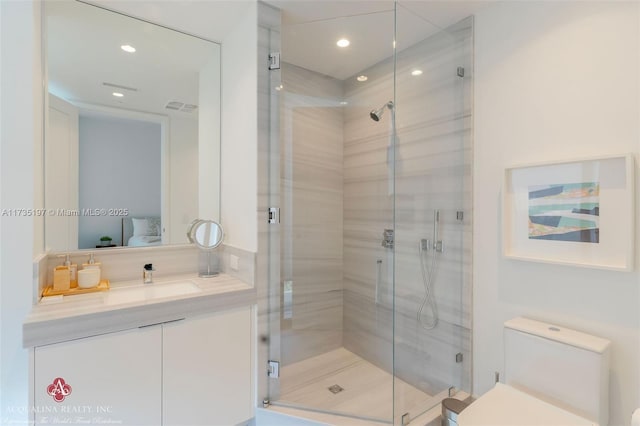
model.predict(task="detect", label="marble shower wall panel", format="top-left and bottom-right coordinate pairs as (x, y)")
top-left (342, 56), bottom-right (396, 374)
top-left (343, 17), bottom-right (473, 394)
top-left (280, 63), bottom-right (345, 365)
top-left (394, 17), bottom-right (473, 394)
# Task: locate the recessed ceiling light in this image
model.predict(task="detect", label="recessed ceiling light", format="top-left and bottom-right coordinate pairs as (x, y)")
top-left (357, 75), bottom-right (368, 82)
top-left (411, 69), bottom-right (423, 76)
top-left (340, 101), bottom-right (348, 105)
top-left (337, 38), bottom-right (350, 48)
top-left (112, 92), bottom-right (124, 97)
top-left (121, 45), bottom-right (136, 53)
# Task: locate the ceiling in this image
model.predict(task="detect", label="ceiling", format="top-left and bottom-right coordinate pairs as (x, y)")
top-left (47, 0), bottom-right (495, 114)
top-left (86, 0), bottom-right (252, 43)
top-left (267, 0), bottom-right (494, 80)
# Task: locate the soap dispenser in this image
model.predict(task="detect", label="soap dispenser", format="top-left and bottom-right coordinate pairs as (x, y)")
top-left (82, 252), bottom-right (101, 269)
top-left (58, 254), bottom-right (78, 288)
top-left (53, 265), bottom-right (70, 292)
top-left (82, 252), bottom-right (101, 281)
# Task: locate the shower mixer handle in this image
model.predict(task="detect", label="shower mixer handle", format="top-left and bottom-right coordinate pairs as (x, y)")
top-left (382, 229), bottom-right (394, 249)
top-left (420, 238), bottom-right (443, 253)
top-left (432, 210), bottom-right (444, 253)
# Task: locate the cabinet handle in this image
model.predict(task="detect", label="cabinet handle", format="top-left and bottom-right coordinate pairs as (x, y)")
top-left (138, 318), bottom-right (185, 328)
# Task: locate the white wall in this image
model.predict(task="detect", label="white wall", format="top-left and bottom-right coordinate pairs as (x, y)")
top-left (0, 1), bottom-right (40, 422)
top-left (474, 2), bottom-right (640, 424)
top-left (221, 6), bottom-right (258, 252)
top-left (78, 115), bottom-right (161, 248)
top-left (198, 55), bottom-right (221, 222)
top-left (170, 115), bottom-right (199, 244)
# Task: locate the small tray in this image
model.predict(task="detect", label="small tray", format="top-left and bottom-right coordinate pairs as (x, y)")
top-left (42, 279), bottom-right (110, 297)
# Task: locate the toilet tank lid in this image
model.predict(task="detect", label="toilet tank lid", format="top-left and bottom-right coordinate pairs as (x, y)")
top-left (505, 317), bottom-right (611, 354)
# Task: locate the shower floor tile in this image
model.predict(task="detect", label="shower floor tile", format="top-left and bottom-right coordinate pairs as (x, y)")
top-left (277, 348), bottom-right (438, 422)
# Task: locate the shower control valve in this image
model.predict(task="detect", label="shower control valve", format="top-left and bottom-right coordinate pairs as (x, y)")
top-left (382, 229), bottom-right (394, 249)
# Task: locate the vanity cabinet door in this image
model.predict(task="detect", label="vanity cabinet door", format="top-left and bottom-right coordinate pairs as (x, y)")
top-left (163, 306), bottom-right (252, 426)
top-left (34, 326), bottom-right (162, 426)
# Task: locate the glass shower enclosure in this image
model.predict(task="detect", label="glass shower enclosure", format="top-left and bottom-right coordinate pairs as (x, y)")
top-left (263, 2), bottom-right (473, 424)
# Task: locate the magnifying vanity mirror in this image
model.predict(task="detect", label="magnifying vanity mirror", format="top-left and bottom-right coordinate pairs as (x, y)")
top-left (188, 220), bottom-right (224, 250)
top-left (187, 219), bottom-right (224, 277)
top-left (43, 0), bottom-right (221, 252)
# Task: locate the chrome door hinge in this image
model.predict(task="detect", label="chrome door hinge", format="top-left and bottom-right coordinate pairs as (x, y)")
top-left (457, 66), bottom-right (465, 78)
top-left (267, 360), bottom-right (280, 378)
top-left (269, 52), bottom-right (280, 70)
top-left (268, 207), bottom-right (280, 224)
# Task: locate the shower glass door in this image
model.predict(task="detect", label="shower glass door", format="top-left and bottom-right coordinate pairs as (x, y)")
top-left (392, 4), bottom-right (473, 423)
top-left (267, 2), bottom-right (396, 423)
top-left (265, 2), bottom-right (473, 424)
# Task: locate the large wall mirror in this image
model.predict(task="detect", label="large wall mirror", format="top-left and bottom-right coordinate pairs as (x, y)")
top-left (44, 0), bottom-right (220, 251)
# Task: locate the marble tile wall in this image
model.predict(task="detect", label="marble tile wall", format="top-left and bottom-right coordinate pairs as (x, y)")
top-left (342, 17), bottom-right (474, 399)
top-left (279, 63), bottom-right (345, 365)
top-left (42, 245), bottom-right (200, 289)
top-left (342, 54), bottom-right (396, 374)
top-left (38, 243), bottom-right (255, 296)
top-left (218, 244), bottom-right (256, 286)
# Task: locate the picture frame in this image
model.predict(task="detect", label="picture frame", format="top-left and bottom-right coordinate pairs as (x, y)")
top-left (503, 154), bottom-right (634, 271)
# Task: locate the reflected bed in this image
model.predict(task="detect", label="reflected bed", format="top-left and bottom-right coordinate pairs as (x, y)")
top-left (121, 217), bottom-right (162, 247)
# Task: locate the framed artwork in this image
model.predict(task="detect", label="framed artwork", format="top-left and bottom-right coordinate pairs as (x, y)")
top-left (503, 154), bottom-right (634, 271)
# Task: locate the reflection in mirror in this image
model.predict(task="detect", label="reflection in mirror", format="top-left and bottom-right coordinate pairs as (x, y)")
top-left (44, 1), bottom-right (220, 252)
top-left (188, 220), bottom-right (224, 277)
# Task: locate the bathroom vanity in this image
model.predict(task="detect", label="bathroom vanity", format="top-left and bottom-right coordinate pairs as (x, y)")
top-left (24, 272), bottom-right (256, 426)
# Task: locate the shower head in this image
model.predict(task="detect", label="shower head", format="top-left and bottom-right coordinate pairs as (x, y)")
top-left (370, 101), bottom-right (394, 122)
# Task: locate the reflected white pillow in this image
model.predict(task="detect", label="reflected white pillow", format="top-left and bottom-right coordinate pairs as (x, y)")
top-left (132, 218), bottom-right (154, 236)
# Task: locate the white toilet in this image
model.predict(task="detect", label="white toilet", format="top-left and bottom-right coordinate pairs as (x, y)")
top-left (458, 317), bottom-right (611, 426)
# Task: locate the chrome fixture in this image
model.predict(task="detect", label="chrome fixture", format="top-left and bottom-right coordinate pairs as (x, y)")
top-left (382, 229), bottom-right (394, 249)
top-left (143, 263), bottom-right (154, 284)
top-left (418, 210), bottom-right (443, 330)
top-left (370, 101), bottom-right (394, 122)
top-left (267, 360), bottom-right (280, 378)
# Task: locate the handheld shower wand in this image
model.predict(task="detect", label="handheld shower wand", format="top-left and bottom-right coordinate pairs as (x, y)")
top-left (418, 209), bottom-right (442, 330)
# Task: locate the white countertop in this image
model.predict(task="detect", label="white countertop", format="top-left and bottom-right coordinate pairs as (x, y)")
top-left (23, 273), bottom-right (256, 348)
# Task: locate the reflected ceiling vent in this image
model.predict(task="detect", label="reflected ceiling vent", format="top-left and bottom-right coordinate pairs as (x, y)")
top-left (103, 82), bottom-right (137, 92)
top-left (181, 104), bottom-right (198, 113)
top-left (165, 101), bottom-right (198, 113)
